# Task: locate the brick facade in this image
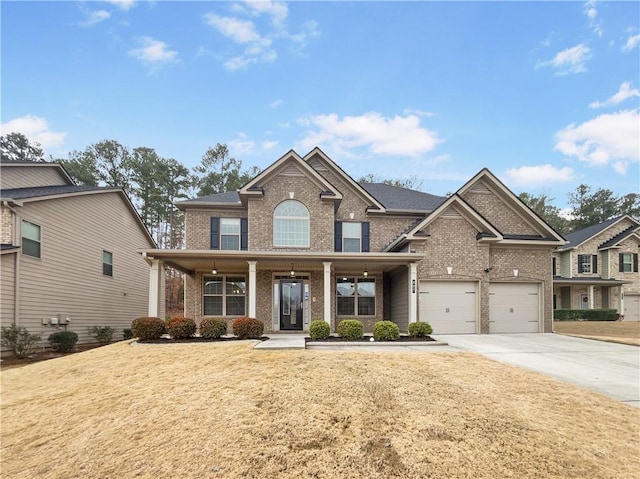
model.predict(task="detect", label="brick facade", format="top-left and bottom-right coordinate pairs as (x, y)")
top-left (1, 206), bottom-right (14, 244)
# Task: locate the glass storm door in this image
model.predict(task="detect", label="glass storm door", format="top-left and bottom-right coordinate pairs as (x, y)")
top-left (280, 280), bottom-right (303, 330)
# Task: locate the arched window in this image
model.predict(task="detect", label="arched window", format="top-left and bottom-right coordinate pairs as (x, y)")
top-left (273, 200), bottom-right (310, 247)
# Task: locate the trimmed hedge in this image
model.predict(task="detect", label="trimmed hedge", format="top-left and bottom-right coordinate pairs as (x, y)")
top-left (166, 316), bottom-right (196, 339)
top-left (337, 319), bottom-right (363, 340)
top-left (373, 320), bottom-right (400, 341)
top-left (309, 320), bottom-right (331, 339)
top-left (200, 318), bottom-right (227, 339)
top-left (408, 321), bottom-right (433, 337)
top-left (232, 317), bottom-right (264, 339)
top-left (554, 309), bottom-right (619, 321)
top-left (131, 317), bottom-right (166, 340)
top-left (48, 331), bottom-right (78, 353)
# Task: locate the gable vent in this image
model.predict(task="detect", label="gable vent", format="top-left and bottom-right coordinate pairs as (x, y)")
top-left (280, 163), bottom-right (304, 177)
top-left (469, 181), bottom-right (491, 194)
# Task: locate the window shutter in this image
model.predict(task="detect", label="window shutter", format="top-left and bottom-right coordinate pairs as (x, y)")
top-left (552, 257), bottom-right (557, 276)
top-left (592, 255), bottom-right (598, 274)
top-left (240, 218), bottom-right (248, 251)
top-left (634, 253), bottom-right (639, 273)
top-left (361, 222), bottom-right (370, 252)
top-left (619, 253), bottom-right (624, 273)
top-left (578, 255), bottom-right (584, 273)
top-left (334, 221), bottom-right (342, 252)
top-left (210, 217), bottom-right (220, 250)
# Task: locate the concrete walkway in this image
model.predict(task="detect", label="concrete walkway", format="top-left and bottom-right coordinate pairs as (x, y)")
top-left (253, 334), bottom-right (307, 350)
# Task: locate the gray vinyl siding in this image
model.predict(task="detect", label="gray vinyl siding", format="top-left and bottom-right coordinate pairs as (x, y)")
top-left (14, 192), bottom-right (154, 345)
top-left (388, 265), bottom-right (409, 331)
top-left (0, 253), bottom-right (16, 329)
top-left (601, 251), bottom-right (610, 279)
top-left (1, 165), bottom-right (70, 189)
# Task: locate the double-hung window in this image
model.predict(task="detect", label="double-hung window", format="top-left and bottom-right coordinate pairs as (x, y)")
top-left (21, 220), bottom-right (41, 258)
top-left (578, 254), bottom-right (597, 274)
top-left (273, 200), bottom-right (309, 247)
top-left (336, 277), bottom-right (376, 316)
top-left (103, 251), bottom-right (113, 276)
top-left (203, 275), bottom-right (246, 316)
top-left (619, 253), bottom-right (639, 273)
top-left (334, 221), bottom-right (370, 252)
top-left (210, 217), bottom-right (247, 250)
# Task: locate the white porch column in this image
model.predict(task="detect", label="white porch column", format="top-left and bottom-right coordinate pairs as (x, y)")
top-left (408, 262), bottom-right (418, 324)
top-left (148, 259), bottom-right (163, 317)
top-left (248, 261), bottom-right (257, 318)
top-left (323, 262), bottom-right (332, 324)
top-left (619, 288), bottom-right (625, 319)
top-left (588, 284), bottom-right (595, 309)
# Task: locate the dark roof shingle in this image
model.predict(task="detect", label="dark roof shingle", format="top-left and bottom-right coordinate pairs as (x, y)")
top-left (358, 182), bottom-right (446, 212)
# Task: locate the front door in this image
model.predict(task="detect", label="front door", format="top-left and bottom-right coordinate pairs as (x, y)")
top-left (280, 280), bottom-right (303, 330)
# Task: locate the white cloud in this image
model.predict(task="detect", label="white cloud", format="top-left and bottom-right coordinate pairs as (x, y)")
top-left (204, 14), bottom-right (262, 44)
top-left (505, 164), bottom-right (575, 187)
top-left (229, 134), bottom-right (256, 156)
top-left (403, 108), bottom-right (436, 118)
top-left (244, 0), bottom-right (288, 28)
top-left (129, 37), bottom-right (178, 66)
top-left (554, 109), bottom-right (640, 174)
top-left (0, 115), bottom-right (66, 151)
top-left (589, 82), bottom-right (640, 108)
top-left (105, 0), bottom-right (136, 11)
top-left (622, 34), bottom-right (640, 52)
top-left (296, 111), bottom-right (442, 158)
top-left (536, 43), bottom-right (591, 76)
top-left (80, 9), bottom-right (111, 27)
top-left (262, 140), bottom-right (278, 150)
top-left (269, 99), bottom-right (283, 108)
top-left (583, 1), bottom-right (602, 37)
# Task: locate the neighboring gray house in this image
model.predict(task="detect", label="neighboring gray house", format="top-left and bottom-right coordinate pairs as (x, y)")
top-left (553, 215), bottom-right (640, 321)
top-left (143, 148), bottom-right (565, 335)
top-left (0, 160), bottom-right (161, 350)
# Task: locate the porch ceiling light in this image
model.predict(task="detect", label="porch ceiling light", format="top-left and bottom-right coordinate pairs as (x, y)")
top-left (363, 265), bottom-right (368, 278)
top-left (290, 263), bottom-right (295, 278)
top-left (212, 262), bottom-right (217, 275)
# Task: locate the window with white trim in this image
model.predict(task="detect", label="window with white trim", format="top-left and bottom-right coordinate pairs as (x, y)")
top-left (336, 277), bottom-right (375, 316)
top-left (203, 275), bottom-right (246, 316)
top-left (103, 250), bottom-right (113, 276)
top-left (273, 200), bottom-right (309, 247)
top-left (342, 222), bottom-right (362, 252)
top-left (220, 218), bottom-right (241, 250)
top-left (578, 254), bottom-right (597, 274)
top-left (21, 220), bottom-right (41, 258)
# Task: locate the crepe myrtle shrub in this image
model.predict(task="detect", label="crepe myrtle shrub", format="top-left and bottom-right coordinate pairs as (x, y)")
top-left (200, 318), bottom-right (227, 339)
top-left (309, 320), bottom-right (331, 339)
top-left (337, 319), bottom-right (363, 340)
top-left (48, 331), bottom-right (78, 353)
top-left (373, 320), bottom-right (400, 341)
top-left (408, 321), bottom-right (433, 337)
top-left (131, 317), bottom-right (165, 340)
top-left (88, 326), bottom-right (115, 345)
top-left (232, 317), bottom-right (264, 339)
top-left (0, 325), bottom-right (41, 359)
top-left (165, 316), bottom-right (197, 339)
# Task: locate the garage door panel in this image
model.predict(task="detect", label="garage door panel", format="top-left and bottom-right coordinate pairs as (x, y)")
top-left (624, 294), bottom-right (640, 322)
top-left (419, 281), bottom-right (477, 334)
top-left (489, 283), bottom-right (540, 333)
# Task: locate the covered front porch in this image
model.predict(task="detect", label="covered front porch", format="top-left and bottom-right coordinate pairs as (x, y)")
top-left (141, 250), bottom-right (425, 333)
top-left (553, 277), bottom-right (631, 314)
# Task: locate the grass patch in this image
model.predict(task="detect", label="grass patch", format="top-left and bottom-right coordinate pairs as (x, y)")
top-left (1, 341), bottom-right (639, 478)
top-left (554, 321), bottom-right (640, 346)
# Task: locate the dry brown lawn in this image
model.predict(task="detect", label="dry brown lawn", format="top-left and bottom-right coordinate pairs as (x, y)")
top-left (2, 341), bottom-right (639, 479)
top-left (554, 321), bottom-right (640, 346)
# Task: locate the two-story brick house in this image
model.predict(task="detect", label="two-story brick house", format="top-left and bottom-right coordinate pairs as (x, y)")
top-left (143, 148), bottom-right (565, 334)
top-left (553, 215), bottom-right (640, 321)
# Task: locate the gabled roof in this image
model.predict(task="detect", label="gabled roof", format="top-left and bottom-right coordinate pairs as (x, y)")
top-left (359, 182), bottom-right (446, 213)
top-left (558, 215), bottom-right (640, 251)
top-left (457, 168), bottom-right (566, 244)
top-left (0, 161), bottom-right (75, 185)
top-left (239, 149), bottom-right (342, 203)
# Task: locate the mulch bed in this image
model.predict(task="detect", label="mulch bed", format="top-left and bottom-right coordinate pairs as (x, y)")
top-left (305, 335), bottom-right (435, 343)
top-left (137, 336), bottom-right (269, 344)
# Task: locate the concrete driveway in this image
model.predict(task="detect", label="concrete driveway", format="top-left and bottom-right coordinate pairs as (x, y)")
top-left (432, 333), bottom-right (640, 407)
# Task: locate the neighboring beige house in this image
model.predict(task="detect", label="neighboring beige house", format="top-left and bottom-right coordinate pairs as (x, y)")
top-left (553, 215), bottom-right (640, 321)
top-left (0, 160), bottom-right (161, 350)
top-left (143, 148), bottom-right (565, 335)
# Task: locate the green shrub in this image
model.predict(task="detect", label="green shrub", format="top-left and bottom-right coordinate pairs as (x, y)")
top-left (165, 316), bottom-right (196, 339)
top-left (200, 318), bottom-right (227, 339)
top-left (131, 317), bottom-right (165, 340)
top-left (48, 331), bottom-right (78, 353)
top-left (88, 326), bottom-right (115, 345)
top-left (554, 309), bottom-right (619, 321)
top-left (0, 325), bottom-right (41, 359)
top-left (553, 309), bottom-right (582, 321)
top-left (232, 317), bottom-right (264, 339)
top-left (408, 321), bottom-right (433, 337)
top-left (373, 320), bottom-right (400, 341)
top-left (309, 320), bottom-right (331, 339)
top-left (123, 328), bottom-right (133, 340)
top-left (337, 319), bottom-right (363, 340)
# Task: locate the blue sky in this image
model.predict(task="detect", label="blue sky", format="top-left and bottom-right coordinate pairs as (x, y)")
top-left (2, 1), bottom-right (639, 209)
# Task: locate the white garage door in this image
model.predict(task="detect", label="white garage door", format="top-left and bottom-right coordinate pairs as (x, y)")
top-left (419, 281), bottom-right (478, 334)
top-left (624, 294), bottom-right (640, 321)
top-left (489, 283), bottom-right (540, 333)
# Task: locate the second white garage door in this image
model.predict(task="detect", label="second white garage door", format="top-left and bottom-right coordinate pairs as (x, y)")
top-left (489, 283), bottom-right (540, 333)
top-left (624, 294), bottom-right (640, 321)
top-left (419, 281), bottom-right (478, 334)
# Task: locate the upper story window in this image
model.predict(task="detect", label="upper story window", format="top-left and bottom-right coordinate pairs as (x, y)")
top-left (273, 200), bottom-right (309, 247)
top-left (619, 253), bottom-right (639, 273)
top-left (334, 221), bottom-right (370, 252)
top-left (103, 251), bottom-right (113, 276)
top-left (210, 217), bottom-right (247, 250)
top-left (578, 254), bottom-right (597, 274)
top-left (21, 220), bottom-right (41, 258)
